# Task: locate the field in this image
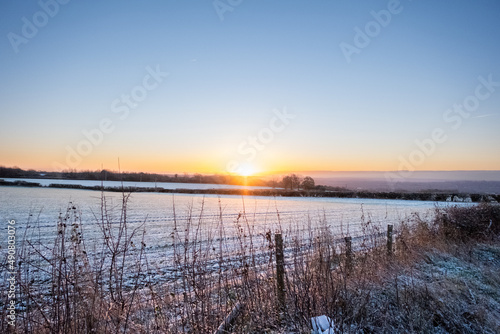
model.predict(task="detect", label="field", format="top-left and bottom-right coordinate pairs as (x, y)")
top-left (1, 188), bottom-right (499, 333)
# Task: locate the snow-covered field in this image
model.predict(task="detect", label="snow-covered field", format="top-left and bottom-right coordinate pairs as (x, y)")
top-left (0, 186), bottom-right (474, 286)
top-left (0, 177), bottom-right (276, 190)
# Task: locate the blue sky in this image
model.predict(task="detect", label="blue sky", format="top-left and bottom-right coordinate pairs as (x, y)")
top-left (1, 0), bottom-right (499, 174)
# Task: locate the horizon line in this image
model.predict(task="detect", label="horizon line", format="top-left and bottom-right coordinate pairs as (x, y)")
top-left (2, 165), bottom-right (500, 176)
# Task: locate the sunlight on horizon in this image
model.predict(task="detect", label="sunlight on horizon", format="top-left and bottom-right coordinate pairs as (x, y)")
top-left (236, 163), bottom-right (258, 177)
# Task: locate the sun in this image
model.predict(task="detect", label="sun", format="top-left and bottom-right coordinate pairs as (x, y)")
top-left (237, 163), bottom-right (257, 177)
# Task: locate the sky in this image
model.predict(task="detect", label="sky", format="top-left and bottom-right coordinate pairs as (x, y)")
top-left (1, 0), bottom-right (499, 176)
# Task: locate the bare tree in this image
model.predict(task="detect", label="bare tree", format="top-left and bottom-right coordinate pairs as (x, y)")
top-left (282, 174), bottom-right (301, 190)
top-left (301, 176), bottom-right (315, 190)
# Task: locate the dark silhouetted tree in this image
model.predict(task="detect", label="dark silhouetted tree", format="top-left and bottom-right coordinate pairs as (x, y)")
top-left (282, 174), bottom-right (301, 190)
top-left (282, 175), bottom-right (292, 190)
top-left (301, 176), bottom-right (315, 190)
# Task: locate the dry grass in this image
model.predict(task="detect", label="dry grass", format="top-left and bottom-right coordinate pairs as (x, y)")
top-left (1, 194), bottom-right (499, 333)
top-left (241, 204), bottom-right (500, 333)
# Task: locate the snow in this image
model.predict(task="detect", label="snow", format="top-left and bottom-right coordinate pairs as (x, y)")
top-left (311, 315), bottom-right (335, 333)
top-left (1, 177), bottom-right (276, 190)
top-left (0, 186), bottom-right (476, 291)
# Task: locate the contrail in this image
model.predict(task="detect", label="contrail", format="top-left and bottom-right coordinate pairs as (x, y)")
top-left (471, 113), bottom-right (498, 119)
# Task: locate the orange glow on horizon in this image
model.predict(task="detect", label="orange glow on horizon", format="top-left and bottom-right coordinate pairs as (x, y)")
top-left (1, 148), bottom-right (499, 176)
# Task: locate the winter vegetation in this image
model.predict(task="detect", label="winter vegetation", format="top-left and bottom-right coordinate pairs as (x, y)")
top-left (1, 192), bottom-right (499, 333)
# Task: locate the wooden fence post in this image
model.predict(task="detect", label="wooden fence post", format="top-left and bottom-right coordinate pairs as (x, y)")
top-left (275, 233), bottom-right (285, 312)
top-left (274, 233), bottom-right (285, 312)
top-left (387, 224), bottom-right (393, 256)
top-left (344, 236), bottom-right (352, 273)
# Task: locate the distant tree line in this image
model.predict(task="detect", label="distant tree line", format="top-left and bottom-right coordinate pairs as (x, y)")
top-left (0, 166), bottom-right (319, 190)
top-left (281, 174), bottom-right (316, 190)
top-left (0, 167), bottom-right (268, 186)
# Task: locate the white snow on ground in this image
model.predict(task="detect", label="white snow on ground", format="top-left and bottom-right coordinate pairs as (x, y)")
top-left (0, 186), bottom-right (475, 290)
top-left (1, 177), bottom-right (277, 190)
top-left (311, 315), bottom-right (335, 333)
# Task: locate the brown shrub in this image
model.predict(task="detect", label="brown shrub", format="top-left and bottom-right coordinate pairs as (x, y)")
top-left (434, 203), bottom-right (500, 242)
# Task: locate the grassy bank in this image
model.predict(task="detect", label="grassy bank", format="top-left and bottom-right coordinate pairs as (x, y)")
top-left (1, 194), bottom-right (499, 333)
top-left (234, 203), bottom-right (500, 333)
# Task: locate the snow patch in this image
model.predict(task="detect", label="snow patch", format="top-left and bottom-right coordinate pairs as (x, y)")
top-left (311, 315), bottom-right (335, 333)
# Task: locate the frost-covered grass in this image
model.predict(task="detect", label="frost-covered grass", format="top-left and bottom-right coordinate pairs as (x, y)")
top-left (1, 192), bottom-right (499, 333)
top-left (235, 203), bottom-right (500, 333)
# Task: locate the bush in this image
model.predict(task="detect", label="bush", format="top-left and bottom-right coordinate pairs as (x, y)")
top-left (435, 203), bottom-right (500, 242)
